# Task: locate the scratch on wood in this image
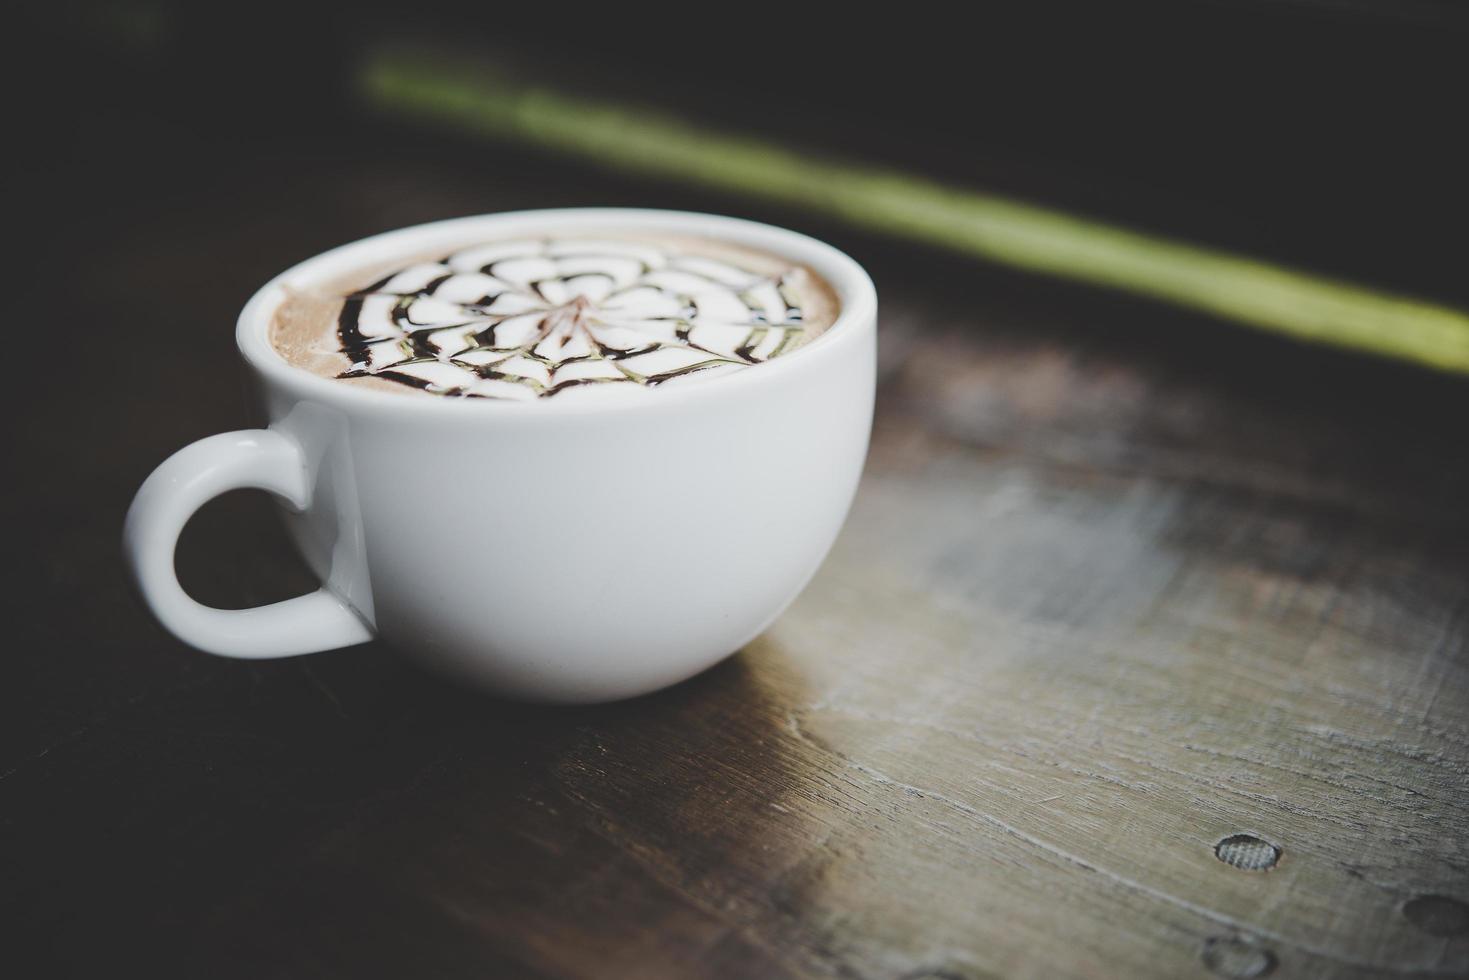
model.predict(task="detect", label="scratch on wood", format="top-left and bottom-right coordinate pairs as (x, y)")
top-left (302, 662), bottom-right (350, 720)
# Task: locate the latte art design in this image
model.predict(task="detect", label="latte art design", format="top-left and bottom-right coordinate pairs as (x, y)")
top-left (335, 238), bottom-right (820, 399)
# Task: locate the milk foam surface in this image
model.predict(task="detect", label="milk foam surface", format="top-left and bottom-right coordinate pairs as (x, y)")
top-left (270, 234), bottom-right (840, 401)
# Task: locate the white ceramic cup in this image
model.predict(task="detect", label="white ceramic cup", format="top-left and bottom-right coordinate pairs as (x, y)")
top-left (124, 209), bottom-right (877, 703)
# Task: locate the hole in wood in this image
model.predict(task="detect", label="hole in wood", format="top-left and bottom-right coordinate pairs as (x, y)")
top-left (1201, 936), bottom-right (1277, 978)
top-left (1214, 833), bottom-right (1281, 871)
top-left (1403, 895), bottom-right (1469, 937)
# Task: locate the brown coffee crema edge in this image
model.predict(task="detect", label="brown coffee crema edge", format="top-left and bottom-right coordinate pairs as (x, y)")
top-left (269, 231), bottom-right (842, 398)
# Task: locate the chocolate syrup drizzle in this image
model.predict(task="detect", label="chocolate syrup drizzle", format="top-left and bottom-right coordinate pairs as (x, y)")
top-left (333, 238), bottom-right (813, 400)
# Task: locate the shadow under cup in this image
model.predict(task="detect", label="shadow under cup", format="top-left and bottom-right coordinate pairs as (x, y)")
top-left (129, 209), bottom-right (878, 703)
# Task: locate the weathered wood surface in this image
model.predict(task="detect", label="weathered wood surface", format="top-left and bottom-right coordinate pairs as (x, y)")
top-left (4, 122), bottom-right (1468, 978)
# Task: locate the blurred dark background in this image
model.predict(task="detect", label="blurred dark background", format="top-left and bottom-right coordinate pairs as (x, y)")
top-left (20, 0), bottom-right (1469, 302)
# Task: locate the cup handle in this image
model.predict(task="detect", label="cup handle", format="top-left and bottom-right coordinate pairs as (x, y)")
top-left (123, 429), bottom-right (374, 658)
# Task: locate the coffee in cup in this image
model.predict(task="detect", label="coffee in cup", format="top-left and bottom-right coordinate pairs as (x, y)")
top-left (270, 233), bottom-right (840, 401)
top-left (125, 209), bottom-right (876, 703)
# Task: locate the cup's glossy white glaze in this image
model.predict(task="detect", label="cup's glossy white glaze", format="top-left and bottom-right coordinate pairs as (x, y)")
top-left (125, 209), bottom-right (877, 703)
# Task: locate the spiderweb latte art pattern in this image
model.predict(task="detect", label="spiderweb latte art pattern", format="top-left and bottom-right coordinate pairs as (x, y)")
top-left (334, 237), bottom-right (826, 399)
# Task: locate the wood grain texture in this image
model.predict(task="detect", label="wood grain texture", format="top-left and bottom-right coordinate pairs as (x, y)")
top-left (4, 116), bottom-right (1468, 979)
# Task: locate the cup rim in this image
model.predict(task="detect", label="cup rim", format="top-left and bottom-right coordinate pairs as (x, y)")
top-left (236, 208), bottom-right (877, 416)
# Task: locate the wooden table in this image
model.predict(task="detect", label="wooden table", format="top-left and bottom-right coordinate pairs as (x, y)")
top-left (5, 118), bottom-right (1468, 979)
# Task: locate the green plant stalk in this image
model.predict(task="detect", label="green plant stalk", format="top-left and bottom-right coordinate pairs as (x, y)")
top-left (360, 51), bottom-right (1469, 375)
